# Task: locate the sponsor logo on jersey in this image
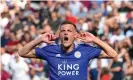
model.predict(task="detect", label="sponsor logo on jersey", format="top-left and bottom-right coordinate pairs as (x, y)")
top-left (57, 60), bottom-right (80, 76)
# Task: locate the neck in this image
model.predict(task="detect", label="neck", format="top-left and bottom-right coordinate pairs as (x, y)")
top-left (62, 44), bottom-right (74, 53)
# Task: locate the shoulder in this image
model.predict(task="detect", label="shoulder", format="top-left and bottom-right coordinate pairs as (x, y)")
top-left (78, 43), bottom-right (93, 48)
top-left (77, 43), bottom-right (101, 51)
top-left (40, 43), bottom-right (60, 51)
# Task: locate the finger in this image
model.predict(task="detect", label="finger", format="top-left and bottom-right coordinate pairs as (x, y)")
top-left (81, 37), bottom-right (86, 40)
top-left (77, 33), bottom-right (86, 40)
top-left (74, 34), bottom-right (81, 38)
top-left (81, 32), bottom-right (87, 38)
top-left (87, 32), bottom-right (94, 37)
top-left (85, 32), bottom-right (88, 36)
top-left (49, 41), bottom-right (55, 43)
top-left (46, 41), bottom-right (51, 44)
top-left (47, 34), bottom-right (51, 41)
top-left (83, 33), bottom-right (87, 37)
top-left (47, 41), bottom-right (55, 44)
top-left (50, 34), bottom-right (53, 40)
top-left (49, 34), bottom-right (54, 41)
top-left (80, 39), bottom-right (87, 43)
top-left (76, 35), bottom-right (82, 39)
top-left (52, 35), bottom-right (59, 40)
top-left (80, 32), bottom-right (84, 37)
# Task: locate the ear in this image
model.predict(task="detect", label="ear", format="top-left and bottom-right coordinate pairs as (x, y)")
top-left (74, 33), bottom-right (80, 38)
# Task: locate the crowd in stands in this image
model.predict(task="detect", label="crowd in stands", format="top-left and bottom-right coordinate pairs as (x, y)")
top-left (1, 0), bottom-right (133, 80)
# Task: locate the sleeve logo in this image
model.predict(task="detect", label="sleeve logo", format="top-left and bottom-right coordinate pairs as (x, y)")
top-left (56, 54), bottom-right (61, 57)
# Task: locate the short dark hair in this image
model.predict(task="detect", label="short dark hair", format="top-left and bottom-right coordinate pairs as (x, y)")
top-left (60, 20), bottom-right (77, 30)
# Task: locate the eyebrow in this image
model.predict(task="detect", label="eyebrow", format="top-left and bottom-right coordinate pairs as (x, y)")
top-left (60, 26), bottom-right (78, 33)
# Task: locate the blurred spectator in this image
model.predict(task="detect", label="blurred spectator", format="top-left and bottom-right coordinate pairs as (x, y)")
top-left (11, 13), bottom-right (24, 32)
top-left (1, 29), bottom-right (11, 47)
top-left (110, 27), bottom-right (125, 45)
top-left (29, 59), bottom-right (44, 79)
top-left (29, 10), bottom-right (40, 26)
top-left (81, 1), bottom-right (91, 10)
top-left (22, 32), bottom-right (32, 43)
top-left (110, 58), bottom-right (123, 80)
top-left (66, 10), bottom-right (77, 24)
top-left (69, 1), bottom-right (82, 16)
top-left (0, 1), bottom-right (133, 80)
top-left (39, 2), bottom-right (50, 24)
top-left (76, 5), bottom-right (88, 19)
top-left (89, 21), bottom-right (99, 36)
top-left (1, 47), bottom-right (11, 72)
top-left (128, 36), bottom-right (133, 59)
top-left (76, 18), bottom-right (88, 31)
top-left (118, 1), bottom-right (132, 13)
top-left (43, 24), bottom-right (52, 33)
top-left (122, 49), bottom-right (133, 80)
top-left (0, 12), bottom-right (10, 36)
top-left (124, 11), bottom-right (133, 37)
top-left (100, 67), bottom-right (112, 80)
top-left (30, 25), bottom-right (38, 39)
top-left (6, 32), bottom-right (19, 55)
top-left (29, 68), bottom-right (40, 80)
top-left (9, 50), bottom-right (30, 80)
top-left (23, 2), bottom-right (33, 18)
top-left (1, 64), bottom-right (11, 80)
top-left (47, 1), bottom-right (55, 12)
top-left (58, 1), bottom-right (69, 18)
top-left (103, 1), bottom-right (113, 16)
top-left (89, 59), bottom-right (100, 80)
top-left (88, 1), bottom-right (103, 19)
top-left (48, 11), bottom-right (62, 32)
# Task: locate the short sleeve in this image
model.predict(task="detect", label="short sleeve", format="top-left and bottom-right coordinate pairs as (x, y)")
top-left (87, 45), bottom-right (102, 59)
top-left (35, 47), bottom-right (48, 60)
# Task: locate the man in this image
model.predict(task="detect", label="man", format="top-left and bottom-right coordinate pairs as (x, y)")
top-left (10, 50), bottom-right (30, 80)
top-left (19, 21), bottom-right (117, 80)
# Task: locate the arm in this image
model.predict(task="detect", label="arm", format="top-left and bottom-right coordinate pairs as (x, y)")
top-left (93, 37), bottom-right (117, 59)
top-left (18, 33), bottom-right (57, 58)
top-left (18, 37), bottom-right (42, 58)
top-left (110, 67), bottom-right (121, 72)
top-left (78, 32), bottom-right (118, 59)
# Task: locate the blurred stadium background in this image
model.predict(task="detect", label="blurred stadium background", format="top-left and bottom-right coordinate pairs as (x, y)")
top-left (1, 0), bottom-right (133, 80)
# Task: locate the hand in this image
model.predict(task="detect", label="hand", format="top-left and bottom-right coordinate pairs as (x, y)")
top-left (76, 32), bottom-right (96, 43)
top-left (40, 33), bottom-right (58, 44)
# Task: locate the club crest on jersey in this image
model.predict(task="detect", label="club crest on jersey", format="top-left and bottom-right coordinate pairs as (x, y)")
top-left (74, 51), bottom-right (81, 58)
top-left (62, 60), bottom-right (67, 64)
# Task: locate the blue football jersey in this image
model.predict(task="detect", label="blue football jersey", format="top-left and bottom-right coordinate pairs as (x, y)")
top-left (35, 43), bottom-right (101, 80)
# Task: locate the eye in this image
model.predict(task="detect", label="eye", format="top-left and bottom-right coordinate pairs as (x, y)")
top-left (68, 30), bottom-right (72, 32)
top-left (60, 30), bottom-right (65, 32)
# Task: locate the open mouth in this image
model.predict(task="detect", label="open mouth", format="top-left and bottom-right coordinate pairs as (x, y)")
top-left (64, 37), bottom-right (68, 41)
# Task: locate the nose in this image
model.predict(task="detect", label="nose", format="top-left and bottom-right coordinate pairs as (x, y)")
top-left (64, 31), bottom-right (68, 35)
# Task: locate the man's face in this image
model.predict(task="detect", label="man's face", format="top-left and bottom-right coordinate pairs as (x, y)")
top-left (59, 24), bottom-right (76, 48)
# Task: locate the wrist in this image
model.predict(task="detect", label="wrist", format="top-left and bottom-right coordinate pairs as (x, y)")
top-left (35, 35), bottom-right (43, 43)
top-left (92, 37), bottom-right (100, 43)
